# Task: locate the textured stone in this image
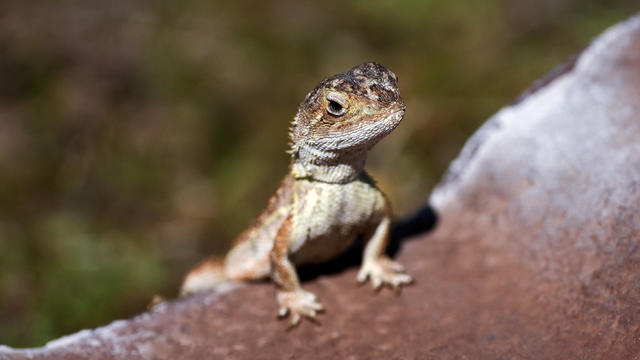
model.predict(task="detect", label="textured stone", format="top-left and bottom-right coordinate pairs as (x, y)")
top-left (3, 13), bottom-right (640, 360)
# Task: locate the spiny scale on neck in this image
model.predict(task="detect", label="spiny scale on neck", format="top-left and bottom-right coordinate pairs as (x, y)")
top-left (287, 62), bottom-right (405, 184)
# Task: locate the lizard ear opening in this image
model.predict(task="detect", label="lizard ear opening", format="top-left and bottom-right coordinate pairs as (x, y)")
top-left (326, 92), bottom-right (348, 116)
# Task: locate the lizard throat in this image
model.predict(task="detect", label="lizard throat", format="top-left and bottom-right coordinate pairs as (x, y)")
top-left (291, 144), bottom-right (368, 184)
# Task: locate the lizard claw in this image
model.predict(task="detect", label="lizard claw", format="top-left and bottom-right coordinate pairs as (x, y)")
top-left (357, 257), bottom-right (412, 291)
top-left (277, 289), bottom-right (324, 327)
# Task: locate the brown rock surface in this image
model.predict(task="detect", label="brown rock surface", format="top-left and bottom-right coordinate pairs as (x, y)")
top-left (3, 14), bottom-right (640, 360)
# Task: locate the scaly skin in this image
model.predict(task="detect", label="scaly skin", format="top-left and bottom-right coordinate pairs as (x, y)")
top-left (181, 62), bottom-right (412, 326)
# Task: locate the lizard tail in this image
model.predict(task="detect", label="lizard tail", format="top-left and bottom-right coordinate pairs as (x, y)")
top-left (180, 256), bottom-right (230, 296)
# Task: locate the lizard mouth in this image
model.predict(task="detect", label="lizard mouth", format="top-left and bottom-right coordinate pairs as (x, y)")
top-left (315, 105), bottom-right (405, 151)
top-left (373, 105), bottom-right (405, 132)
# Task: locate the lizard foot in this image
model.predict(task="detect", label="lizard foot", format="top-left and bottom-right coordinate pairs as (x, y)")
top-left (276, 289), bottom-right (324, 326)
top-left (357, 256), bottom-right (412, 291)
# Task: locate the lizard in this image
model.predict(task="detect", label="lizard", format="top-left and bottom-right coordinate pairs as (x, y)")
top-left (180, 61), bottom-right (412, 326)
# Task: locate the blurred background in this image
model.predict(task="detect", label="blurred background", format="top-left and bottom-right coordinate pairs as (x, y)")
top-left (0, 0), bottom-right (636, 347)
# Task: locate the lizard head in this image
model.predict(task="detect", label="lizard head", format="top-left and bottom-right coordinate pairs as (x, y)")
top-left (289, 62), bottom-right (405, 157)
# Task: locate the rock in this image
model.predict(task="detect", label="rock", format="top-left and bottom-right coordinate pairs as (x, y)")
top-left (3, 13), bottom-right (640, 360)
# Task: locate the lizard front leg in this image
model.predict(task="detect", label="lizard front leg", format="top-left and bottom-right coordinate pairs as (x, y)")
top-left (357, 212), bottom-right (413, 290)
top-left (270, 215), bottom-right (323, 326)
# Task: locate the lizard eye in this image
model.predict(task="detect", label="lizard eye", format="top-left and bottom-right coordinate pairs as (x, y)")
top-left (327, 100), bottom-right (345, 116)
top-left (326, 92), bottom-right (348, 116)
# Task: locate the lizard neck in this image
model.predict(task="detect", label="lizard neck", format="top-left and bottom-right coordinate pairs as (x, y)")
top-left (291, 142), bottom-right (368, 184)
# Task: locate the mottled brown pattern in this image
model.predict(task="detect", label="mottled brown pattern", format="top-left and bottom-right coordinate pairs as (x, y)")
top-left (180, 62), bottom-right (411, 325)
top-left (230, 174), bottom-right (295, 248)
top-left (291, 62), bottom-right (404, 149)
top-left (269, 214), bottom-right (295, 291)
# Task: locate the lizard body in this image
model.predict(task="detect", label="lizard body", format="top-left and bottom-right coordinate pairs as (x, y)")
top-left (181, 62), bottom-right (411, 325)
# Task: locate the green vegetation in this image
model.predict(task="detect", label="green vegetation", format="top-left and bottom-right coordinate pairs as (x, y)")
top-left (0, 0), bottom-right (635, 347)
